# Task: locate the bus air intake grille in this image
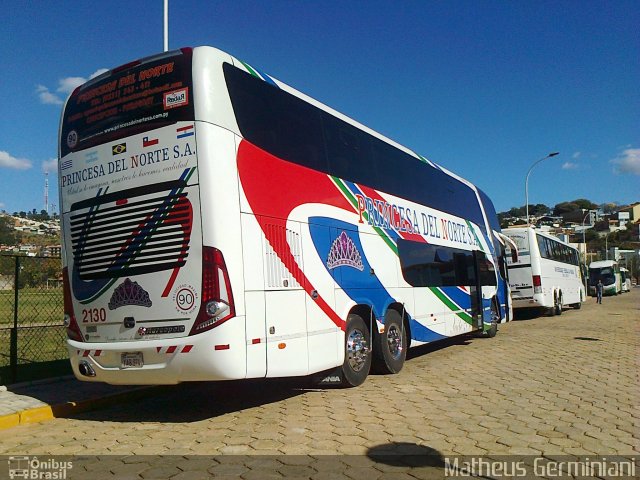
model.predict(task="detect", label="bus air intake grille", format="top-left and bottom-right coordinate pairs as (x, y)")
top-left (69, 190), bottom-right (193, 280)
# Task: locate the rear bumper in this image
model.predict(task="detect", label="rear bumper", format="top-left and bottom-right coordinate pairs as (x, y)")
top-left (67, 317), bottom-right (247, 385)
top-left (511, 295), bottom-right (546, 309)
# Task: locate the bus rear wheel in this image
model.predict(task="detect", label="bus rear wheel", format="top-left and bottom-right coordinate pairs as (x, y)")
top-left (372, 310), bottom-right (407, 374)
top-left (555, 293), bottom-right (563, 316)
top-left (341, 313), bottom-right (371, 387)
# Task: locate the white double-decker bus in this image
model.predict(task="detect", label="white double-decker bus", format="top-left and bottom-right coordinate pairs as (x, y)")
top-left (58, 47), bottom-right (511, 387)
top-left (503, 227), bottom-right (584, 315)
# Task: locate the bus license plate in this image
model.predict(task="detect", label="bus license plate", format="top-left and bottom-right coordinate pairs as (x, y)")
top-left (121, 352), bottom-right (143, 369)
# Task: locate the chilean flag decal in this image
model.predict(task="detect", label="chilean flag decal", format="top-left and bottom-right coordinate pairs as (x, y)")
top-left (143, 136), bottom-right (159, 148)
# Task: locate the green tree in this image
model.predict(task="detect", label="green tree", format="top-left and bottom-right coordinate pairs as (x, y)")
top-left (573, 198), bottom-right (598, 210)
top-left (531, 203), bottom-right (550, 216)
top-left (508, 206), bottom-right (526, 217)
top-left (553, 201), bottom-right (579, 215)
top-left (0, 216), bottom-right (17, 245)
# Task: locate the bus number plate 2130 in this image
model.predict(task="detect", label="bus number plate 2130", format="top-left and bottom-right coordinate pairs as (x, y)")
top-left (121, 352), bottom-right (143, 369)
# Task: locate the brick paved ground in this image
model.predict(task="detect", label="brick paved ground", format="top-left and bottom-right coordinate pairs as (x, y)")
top-left (0, 289), bottom-right (637, 478)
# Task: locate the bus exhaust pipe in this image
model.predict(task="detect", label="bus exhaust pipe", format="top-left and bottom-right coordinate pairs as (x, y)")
top-left (78, 361), bottom-right (96, 377)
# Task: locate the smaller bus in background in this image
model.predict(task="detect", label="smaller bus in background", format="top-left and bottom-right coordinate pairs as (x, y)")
top-left (588, 260), bottom-right (622, 297)
top-left (503, 227), bottom-right (584, 316)
top-left (619, 267), bottom-right (631, 293)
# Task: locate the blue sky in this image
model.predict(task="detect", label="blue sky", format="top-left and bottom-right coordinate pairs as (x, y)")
top-left (1, 0), bottom-right (638, 215)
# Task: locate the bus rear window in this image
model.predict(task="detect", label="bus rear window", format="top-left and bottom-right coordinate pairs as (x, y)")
top-left (61, 49), bottom-right (194, 157)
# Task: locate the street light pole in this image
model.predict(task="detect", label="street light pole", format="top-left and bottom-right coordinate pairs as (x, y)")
top-left (581, 210), bottom-right (591, 293)
top-left (581, 210), bottom-right (591, 249)
top-left (525, 152), bottom-right (560, 226)
top-left (164, 0), bottom-right (169, 52)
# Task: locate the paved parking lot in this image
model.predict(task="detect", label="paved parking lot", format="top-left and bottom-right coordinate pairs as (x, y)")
top-left (0, 289), bottom-right (637, 477)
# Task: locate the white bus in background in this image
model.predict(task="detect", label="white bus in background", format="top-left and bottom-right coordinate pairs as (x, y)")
top-left (588, 261), bottom-right (622, 296)
top-left (503, 227), bottom-right (584, 315)
top-left (620, 267), bottom-right (631, 292)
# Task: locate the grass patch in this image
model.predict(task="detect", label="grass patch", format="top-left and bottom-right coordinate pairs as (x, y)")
top-left (0, 289), bottom-right (63, 326)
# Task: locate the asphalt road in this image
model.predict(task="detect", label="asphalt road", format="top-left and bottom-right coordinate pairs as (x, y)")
top-left (0, 288), bottom-right (637, 478)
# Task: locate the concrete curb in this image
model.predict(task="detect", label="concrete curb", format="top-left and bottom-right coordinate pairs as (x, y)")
top-left (0, 385), bottom-right (160, 430)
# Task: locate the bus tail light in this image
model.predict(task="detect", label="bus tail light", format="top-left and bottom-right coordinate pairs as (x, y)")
top-left (532, 275), bottom-right (542, 294)
top-left (62, 268), bottom-right (84, 342)
top-left (190, 247), bottom-right (236, 335)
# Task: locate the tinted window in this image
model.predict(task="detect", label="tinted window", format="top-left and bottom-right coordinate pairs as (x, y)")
top-left (323, 113), bottom-right (375, 185)
top-left (62, 49), bottom-right (194, 156)
top-left (536, 235), bottom-right (548, 258)
top-left (224, 62), bottom-right (327, 173)
top-left (224, 62), bottom-right (486, 224)
top-left (398, 240), bottom-right (473, 287)
top-left (477, 251), bottom-right (497, 287)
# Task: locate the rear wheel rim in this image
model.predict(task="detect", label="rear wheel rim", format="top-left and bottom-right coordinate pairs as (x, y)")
top-left (347, 328), bottom-right (368, 372)
top-left (386, 324), bottom-right (403, 360)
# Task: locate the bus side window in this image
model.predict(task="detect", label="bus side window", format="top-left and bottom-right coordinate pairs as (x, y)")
top-left (477, 252), bottom-right (497, 287)
top-left (323, 114), bottom-right (373, 185)
top-left (537, 235), bottom-right (548, 258)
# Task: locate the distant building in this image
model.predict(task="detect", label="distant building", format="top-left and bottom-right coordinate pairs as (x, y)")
top-left (42, 245), bottom-right (62, 257)
top-left (618, 202), bottom-right (640, 222)
top-left (535, 216), bottom-right (563, 227)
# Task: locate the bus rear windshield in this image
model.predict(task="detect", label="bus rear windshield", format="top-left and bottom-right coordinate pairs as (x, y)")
top-left (60, 49), bottom-right (194, 157)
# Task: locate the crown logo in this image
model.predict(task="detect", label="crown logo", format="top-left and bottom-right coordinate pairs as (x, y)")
top-left (108, 278), bottom-right (152, 310)
top-left (327, 231), bottom-right (364, 271)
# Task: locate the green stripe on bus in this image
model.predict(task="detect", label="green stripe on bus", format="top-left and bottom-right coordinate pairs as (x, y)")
top-left (429, 287), bottom-right (473, 324)
top-left (239, 60), bottom-right (260, 79)
top-left (331, 176), bottom-right (398, 254)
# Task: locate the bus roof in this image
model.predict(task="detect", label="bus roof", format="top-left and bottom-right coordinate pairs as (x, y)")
top-left (589, 260), bottom-right (618, 268)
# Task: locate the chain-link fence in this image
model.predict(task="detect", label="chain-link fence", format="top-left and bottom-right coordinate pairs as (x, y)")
top-left (0, 255), bottom-right (69, 385)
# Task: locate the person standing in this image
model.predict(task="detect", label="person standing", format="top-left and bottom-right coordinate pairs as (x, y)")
top-left (596, 279), bottom-right (603, 304)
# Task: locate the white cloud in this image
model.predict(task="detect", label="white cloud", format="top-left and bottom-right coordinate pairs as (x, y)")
top-left (572, 151), bottom-right (581, 159)
top-left (36, 85), bottom-right (63, 105)
top-left (42, 158), bottom-right (58, 173)
top-left (562, 162), bottom-right (579, 170)
top-left (610, 148), bottom-right (640, 175)
top-left (0, 151), bottom-right (32, 170)
top-left (36, 67), bottom-right (108, 105)
top-left (57, 76), bottom-right (87, 94)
